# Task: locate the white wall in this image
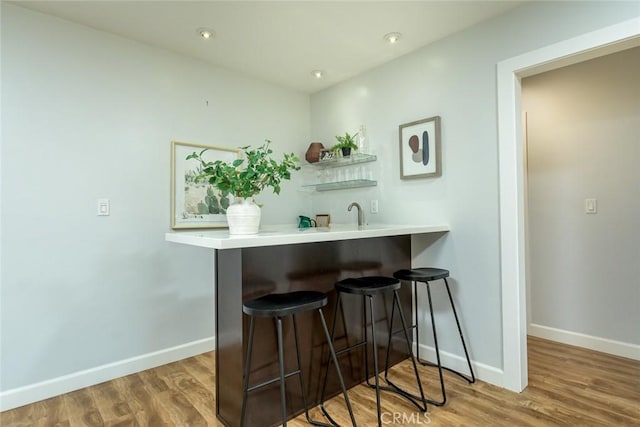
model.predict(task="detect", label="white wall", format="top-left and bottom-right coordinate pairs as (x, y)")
top-left (2, 0), bottom-right (639, 409)
top-left (523, 47), bottom-right (640, 348)
top-left (0, 3), bottom-right (309, 403)
top-left (310, 1), bottom-right (640, 377)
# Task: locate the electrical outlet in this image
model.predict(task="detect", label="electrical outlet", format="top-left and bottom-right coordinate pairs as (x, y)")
top-left (371, 199), bottom-right (379, 214)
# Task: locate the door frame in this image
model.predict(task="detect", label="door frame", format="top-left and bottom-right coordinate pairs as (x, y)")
top-left (496, 17), bottom-right (640, 392)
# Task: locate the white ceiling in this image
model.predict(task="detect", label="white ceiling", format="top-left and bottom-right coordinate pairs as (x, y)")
top-left (12, 1), bottom-right (525, 93)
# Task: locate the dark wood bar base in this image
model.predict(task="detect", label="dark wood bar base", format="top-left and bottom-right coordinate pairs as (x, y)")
top-left (215, 236), bottom-right (413, 427)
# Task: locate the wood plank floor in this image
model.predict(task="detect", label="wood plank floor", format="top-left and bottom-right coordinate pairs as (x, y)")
top-left (2, 336), bottom-right (639, 426)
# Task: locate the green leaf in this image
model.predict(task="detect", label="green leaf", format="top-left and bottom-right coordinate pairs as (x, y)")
top-left (183, 140), bottom-right (299, 199)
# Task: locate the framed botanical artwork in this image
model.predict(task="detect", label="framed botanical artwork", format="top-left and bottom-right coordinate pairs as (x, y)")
top-left (171, 141), bottom-right (241, 229)
top-left (399, 116), bottom-right (442, 179)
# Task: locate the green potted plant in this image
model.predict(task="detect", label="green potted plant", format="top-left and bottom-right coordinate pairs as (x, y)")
top-left (332, 132), bottom-right (359, 157)
top-left (187, 140), bottom-right (300, 235)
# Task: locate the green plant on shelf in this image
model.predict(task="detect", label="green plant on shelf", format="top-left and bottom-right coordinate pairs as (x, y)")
top-left (331, 132), bottom-right (359, 155)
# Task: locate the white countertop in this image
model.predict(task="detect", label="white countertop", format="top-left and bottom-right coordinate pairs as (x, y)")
top-left (165, 223), bottom-right (450, 249)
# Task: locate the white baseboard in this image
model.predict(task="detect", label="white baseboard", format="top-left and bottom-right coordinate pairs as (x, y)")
top-left (529, 324), bottom-right (640, 361)
top-left (413, 343), bottom-right (504, 388)
top-left (0, 337), bottom-right (216, 412)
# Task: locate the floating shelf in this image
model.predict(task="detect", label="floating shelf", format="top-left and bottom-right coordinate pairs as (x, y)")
top-left (312, 153), bottom-right (377, 169)
top-left (304, 179), bottom-right (377, 192)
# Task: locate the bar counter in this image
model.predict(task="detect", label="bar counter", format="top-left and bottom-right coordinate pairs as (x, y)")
top-left (166, 224), bottom-right (449, 426)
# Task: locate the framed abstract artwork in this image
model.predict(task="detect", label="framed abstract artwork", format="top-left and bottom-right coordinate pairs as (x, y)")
top-left (399, 116), bottom-right (441, 179)
top-left (171, 141), bottom-right (241, 229)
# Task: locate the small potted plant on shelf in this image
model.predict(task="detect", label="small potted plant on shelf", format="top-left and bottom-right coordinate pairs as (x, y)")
top-left (332, 132), bottom-right (359, 157)
top-left (187, 140), bottom-right (300, 235)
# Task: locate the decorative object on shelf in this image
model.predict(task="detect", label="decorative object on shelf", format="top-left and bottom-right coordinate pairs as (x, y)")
top-left (171, 141), bottom-right (241, 230)
top-left (305, 142), bottom-right (324, 163)
top-left (303, 152), bottom-right (377, 192)
top-left (319, 149), bottom-right (336, 162)
top-left (316, 152), bottom-right (376, 168)
top-left (297, 215), bottom-right (316, 229)
top-left (399, 116), bottom-right (441, 179)
top-left (315, 214), bottom-right (331, 227)
top-left (332, 131), bottom-right (359, 157)
top-left (357, 124), bottom-right (370, 154)
top-left (186, 140), bottom-right (300, 235)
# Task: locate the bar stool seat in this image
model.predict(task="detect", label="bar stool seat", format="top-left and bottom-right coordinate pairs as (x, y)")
top-left (393, 268), bottom-right (475, 406)
top-left (321, 276), bottom-right (427, 427)
top-left (241, 290), bottom-right (356, 427)
top-left (243, 291), bottom-right (327, 317)
top-left (394, 268), bottom-right (449, 282)
top-left (335, 276), bottom-right (400, 295)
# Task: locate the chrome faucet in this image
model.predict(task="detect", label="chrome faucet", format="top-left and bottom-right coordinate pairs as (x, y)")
top-left (348, 202), bottom-right (364, 226)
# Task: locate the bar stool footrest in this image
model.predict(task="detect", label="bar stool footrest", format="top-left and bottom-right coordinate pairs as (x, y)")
top-left (389, 325), bottom-right (417, 336)
top-left (318, 404), bottom-right (341, 427)
top-left (372, 377), bottom-right (427, 412)
top-left (246, 369), bottom-right (301, 393)
top-left (307, 413), bottom-right (338, 427)
top-left (334, 340), bottom-right (367, 356)
top-left (417, 359), bottom-right (475, 384)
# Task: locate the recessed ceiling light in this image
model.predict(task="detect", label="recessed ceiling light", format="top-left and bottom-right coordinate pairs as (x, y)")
top-left (311, 70), bottom-right (324, 79)
top-left (383, 32), bottom-right (402, 44)
top-left (196, 27), bottom-right (215, 40)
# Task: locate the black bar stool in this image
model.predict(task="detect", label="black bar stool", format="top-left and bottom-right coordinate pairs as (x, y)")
top-left (392, 268), bottom-right (475, 406)
top-left (240, 290), bottom-right (356, 427)
top-left (320, 276), bottom-right (427, 427)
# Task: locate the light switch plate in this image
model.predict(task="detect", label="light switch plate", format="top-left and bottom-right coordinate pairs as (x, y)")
top-left (98, 198), bottom-right (110, 216)
top-left (585, 198), bottom-right (597, 214)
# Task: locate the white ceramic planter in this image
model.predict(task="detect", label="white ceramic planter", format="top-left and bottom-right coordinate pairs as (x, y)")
top-left (226, 198), bottom-right (261, 235)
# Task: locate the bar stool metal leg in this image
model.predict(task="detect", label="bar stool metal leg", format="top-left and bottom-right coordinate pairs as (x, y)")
top-left (339, 299), bottom-right (356, 378)
top-left (420, 279), bottom-right (476, 406)
top-left (383, 292), bottom-right (397, 380)
top-left (400, 280), bottom-right (429, 367)
top-left (368, 296), bottom-right (383, 427)
top-left (396, 276), bottom-right (475, 407)
top-left (362, 296), bottom-right (372, 388)
top-left (318, 293), bottom-right (358, 427)
top-left (425, 282), bottom-right (447, 406)
top-left (413, 282), bottom-right (419, 359)
top-left (319, 293), bottom-right (342, 404)
top-left (362, 293), bottom-right (392, 390)
top-left (240, 317), bottom-right (256, 427)
top-left (276, 316), bottom-right (288, 426)
top-left (317, 308), bottom-right (358, 427)
top-left (382, 291), bottom-right (427, 412)
top-left (242, 291), bottom-right (354, 427)
top-left (323, 277), bottom-right (426, 426)
top-left (443, 278), bottom-right (475, 384)
top-left (292, 314), bottom-right (311, 424)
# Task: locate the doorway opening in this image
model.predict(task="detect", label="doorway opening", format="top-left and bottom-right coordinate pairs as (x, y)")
top-left (521, 46), bottom-right (640, 361)
top-left (497, 17), bottom-right (640, 392)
